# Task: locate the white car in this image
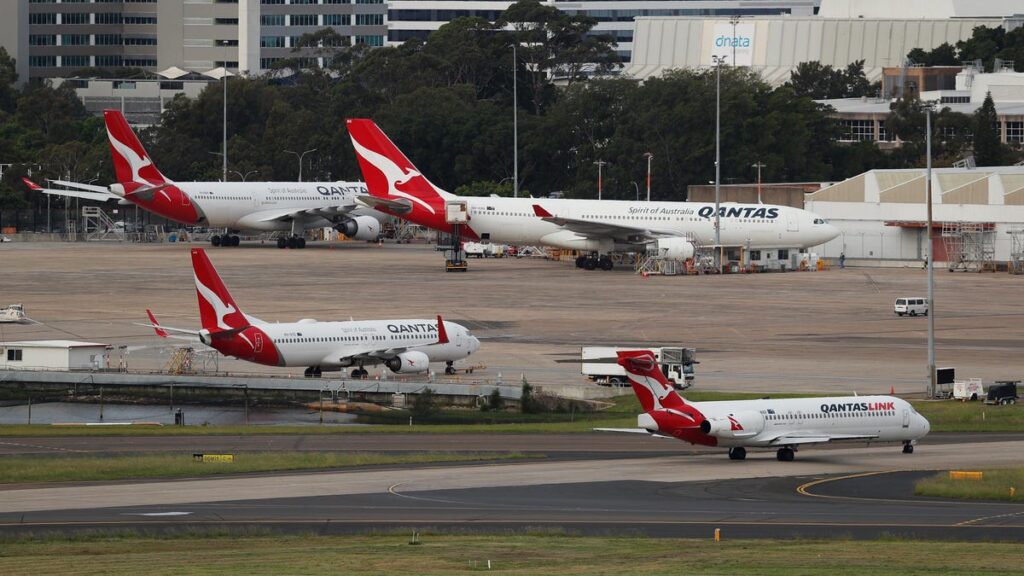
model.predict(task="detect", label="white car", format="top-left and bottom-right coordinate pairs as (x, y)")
top-left (894, 297), bottom-right (928, 317)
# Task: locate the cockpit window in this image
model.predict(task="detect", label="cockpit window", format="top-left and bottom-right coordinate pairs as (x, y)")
top-left (813, 218), bottom-right (828, 224)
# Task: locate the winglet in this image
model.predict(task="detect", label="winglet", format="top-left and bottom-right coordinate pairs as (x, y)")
top-left (146, 309), bottom-right (169, 338)
top-left (436, 314), bottom-right (449, 345)
top-left (22, 177), bottom-right (43, 191)
top-left (532, 204), bottom-right (553, 218)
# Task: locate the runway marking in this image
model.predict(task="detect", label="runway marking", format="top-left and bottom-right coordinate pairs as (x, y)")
top-left (0, 441), bottom-right (89, 454)
top-left (387, 482), bottom-right (476, 506)
top-left (797, 470), bottom-right (1024, 509)
top-left (125, 512), bottom-right (193, 517)
top-left (956, 510), bottom-right (1024, 527)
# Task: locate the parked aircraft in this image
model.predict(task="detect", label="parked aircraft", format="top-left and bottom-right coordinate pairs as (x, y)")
top-left (611, 350), bottom-right (929, 461)
top-left (143, 248), bottom-right (481, 377)
top-left (346, 119), bottom-right (840, 270)
top-left (0, 304), bottom-right (39, 325)
top-left (25, 110), bottom-right (384, 249)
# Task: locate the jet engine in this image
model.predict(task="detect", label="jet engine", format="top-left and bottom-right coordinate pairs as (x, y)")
top-left (385, 350), bottom-right (431, 374)
top-left (198, 329), bottom-right (212, 346)
top-left (651, 238), bottom-right (695, 260)
top-left (699, 411), bottom-right (764, 438)
top-left (335, 216), bottom-right (381, 241)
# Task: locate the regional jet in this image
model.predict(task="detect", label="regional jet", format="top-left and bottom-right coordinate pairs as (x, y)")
top-left (609, 350), bottom-right (929, 461)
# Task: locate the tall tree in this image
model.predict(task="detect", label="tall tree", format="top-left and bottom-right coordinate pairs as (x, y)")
top-left (973, 92), bottom-right (1006, 166)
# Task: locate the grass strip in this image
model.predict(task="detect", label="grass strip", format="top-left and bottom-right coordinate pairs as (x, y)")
top-left (915, 468), bottom-right (1024, 501)
top-left (0, 533), bottom-right (1021, 576)
top-left (0, 452), bottom-right (534, 484)
top-left (0, 393), bottom-right (1020, 436)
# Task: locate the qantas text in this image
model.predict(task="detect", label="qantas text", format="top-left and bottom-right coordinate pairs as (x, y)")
top-left (387, 323), bottom-right (439, 334)
top-left (698, 206), bottom-right (780, 219)
top-left (820, 401), bottom-right (895, 413)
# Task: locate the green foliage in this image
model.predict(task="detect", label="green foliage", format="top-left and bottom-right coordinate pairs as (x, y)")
top-left (520, 381), bottom-right (540, 413)
top-left (785, 60), bottom-right (873, 99)
top-left (480, 388), bottom-right (505, 412)
top-left (915, 468), bottom-right (1024, 501)
top-left (454, 180), bottom-right (516, 197)
top-left (973, 92), bottom-right (1007, 166)
top-left (411, 387), bottom-right (439, 419)
top-left (907, 43), bottom-right (959, 67)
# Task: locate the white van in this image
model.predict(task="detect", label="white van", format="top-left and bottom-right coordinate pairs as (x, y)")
top-left (894, 297), bottom-right (928, 316)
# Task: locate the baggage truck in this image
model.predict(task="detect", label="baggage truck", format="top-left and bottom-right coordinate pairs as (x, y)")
top-left (581, 346), bottom-right (695, 390)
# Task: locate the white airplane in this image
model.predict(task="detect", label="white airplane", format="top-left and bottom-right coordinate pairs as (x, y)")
top-left (143, 248), bottom-right (481, 378)
top-left (611, 350), bottom-right (930, 461)
top-left (346, 119), bottom-right (841, 270)
top-left (24, 110), bottom-right (385, 250)
top-left (0, 304), bottom-right (40, 325)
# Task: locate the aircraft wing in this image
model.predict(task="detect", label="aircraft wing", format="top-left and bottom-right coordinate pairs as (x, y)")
top-left (250, 204), bottom-right (360, 224)
top-left (357, 194), bottom-right (413, 214)
top-left (23, 177), bottom-right (118, 202)
top-left (532, 204), bottom-right (678, 241)
top-left (766, 433), bottom-right (880, 446)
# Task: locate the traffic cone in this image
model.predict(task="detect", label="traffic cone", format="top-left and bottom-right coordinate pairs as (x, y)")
top-left (890, 385), bottom-right (895, 395)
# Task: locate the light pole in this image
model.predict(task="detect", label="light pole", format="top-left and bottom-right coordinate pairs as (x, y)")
top-left (712, 54), bottom-right (727, 269)
top-left (221, 40), bottom-right (230, 183)
top-left (284, 148), bottom-right (317, 182)
top-left (751, 161), bottom-right (766, 204)
top-left (230, 169), bottom-right (258, 182)
top-left (593, 160), bottom-right (607, 200)
top-left (643, 152), bottom-right (653, 201)
top-left (926, 104), bottom-right (936, 398)
top-left (729, 15), bottom-right (741, 68)
top-left (511, 42), bottom-right (519, 198)
top-left (631, 181), bottom-right (639, 201)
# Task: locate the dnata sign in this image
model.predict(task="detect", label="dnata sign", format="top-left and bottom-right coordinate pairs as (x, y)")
top-left (715, 35), bottom-right (751, 49)
top-left (709, 22), bottom-right (755, 67)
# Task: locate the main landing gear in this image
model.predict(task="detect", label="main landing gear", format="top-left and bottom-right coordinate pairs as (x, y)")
top-left (350, 367), bottom-right (369, 379)
top-left (445, 360), bottom-right (456, 375)
top-left (211, 234), bottom-right (240, 247)
top-left (902, 442), bottom-right (914, 454)
top-left (303, 366), bottom-right (322, 378)
top-left (776, 447), bottom-right (796, 461)
top-left (575, 254), bottom-right (613, 271)
top-left (728, 447), bottom-right (746, 460)
top-left (276, 235), bottom-right (307, 249)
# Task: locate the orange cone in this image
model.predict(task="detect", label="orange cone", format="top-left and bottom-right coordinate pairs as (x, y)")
top-left (890, 385), bottom-right (895, 395)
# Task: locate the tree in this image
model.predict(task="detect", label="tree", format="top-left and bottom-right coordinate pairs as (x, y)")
top-left (411, 387), bottom-right (439, 419)
top-left (520, 381), bottom-right (540, 413)
top-left (0, 47), bottom-right (18, 114)
top-left (481, 388), bottom-right (504, 412)
top-left (973, 92), bottom-right (1006, 166)
top-left (907, 43), bottom-right (959, 66)
top-left (785, 60), bottom-right (871, 99)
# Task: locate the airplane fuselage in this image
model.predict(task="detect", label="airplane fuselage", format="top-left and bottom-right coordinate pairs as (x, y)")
top-left (215, 318), bottom-right (478, 370)
top-left (407, 195), bottom-right (838, 252)
top-left (642, 395), bottom-right (930, 448)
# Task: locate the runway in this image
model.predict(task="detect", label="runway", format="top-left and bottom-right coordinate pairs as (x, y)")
top-left (2, 435), bottom-right (1022, 540)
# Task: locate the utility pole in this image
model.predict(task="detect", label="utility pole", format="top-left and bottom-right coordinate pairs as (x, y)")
top-left (284, 148), bottom-right (317, 182)
top-left (926, 105), bottom-right (936, 398)
top-left (644, 152), bottom-right (653, 201)
top-left (730, 15), bottom-right (741, 67)
top-left (221, 40), bottom-right (229, 183)
top-left (751, 161), bottom-right (766, 204)
top-left (593, 160), bottom-right (606, 200)
top-left (712, 55), bottom-right (727, 270)
top-left (511, 42), bottom-right (519, 198)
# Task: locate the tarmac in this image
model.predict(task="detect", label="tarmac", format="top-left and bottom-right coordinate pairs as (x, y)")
top-left (1, 240), bottom-right (1022, 396)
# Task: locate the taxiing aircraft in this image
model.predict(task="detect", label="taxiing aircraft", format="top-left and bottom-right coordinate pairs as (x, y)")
top-left (346, 119), bottom-right (841, 270)
top-left (26, 110), bottom-right (384, 249)
top-left (143, 248), bottom-right (481, 377)
top-left (611, 350), bottom-right (929, 461)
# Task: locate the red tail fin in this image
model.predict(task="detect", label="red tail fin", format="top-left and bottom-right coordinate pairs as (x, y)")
top-left (345, 118), bottom-right (452, 205)
top-left (191, 249), bottom-right (247, 331)
top-left (103, 109), bottom-right (168, 185)
top-left (617, 350), bottom-right (688, 412)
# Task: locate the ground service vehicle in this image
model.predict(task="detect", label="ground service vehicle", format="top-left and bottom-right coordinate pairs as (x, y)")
top-left (582, 346), bottom-right (695, 390)
top-left (894, 297), bottom-right (929, 316)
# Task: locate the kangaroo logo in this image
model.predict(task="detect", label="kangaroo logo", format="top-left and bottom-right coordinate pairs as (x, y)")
top-left (107, 127), bottom-right (158, 185)
top-left (350, 135), bottom-right (437, 215)
top-left (194, 275), bottom-right (237, 330)
top-left (727, 415), bottom-right (744, 431)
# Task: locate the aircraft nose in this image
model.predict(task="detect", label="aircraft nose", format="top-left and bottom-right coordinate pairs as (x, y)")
top-left (919, 414), bottom-right (931, 436)
top-left (822, 223), bottom-right (841, 244)
top-left (469, 335), bottom-right (481, 353)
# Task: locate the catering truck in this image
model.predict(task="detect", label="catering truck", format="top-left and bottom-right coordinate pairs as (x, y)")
top-left (581, 346), bottom-right (695, 390)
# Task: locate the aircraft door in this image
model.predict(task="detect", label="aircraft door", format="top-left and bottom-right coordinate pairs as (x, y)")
top-left (455, 328), bottom-right (463, 349)
top-left (786, 210), bottom-right (799, 232)
top-left (902, 408), bottom-right (909, 428)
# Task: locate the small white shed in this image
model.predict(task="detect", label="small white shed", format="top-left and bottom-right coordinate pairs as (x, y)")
top-left (0, 340), bottom-right (111, 370)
